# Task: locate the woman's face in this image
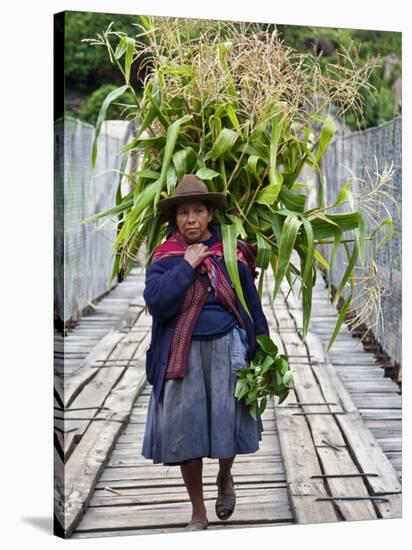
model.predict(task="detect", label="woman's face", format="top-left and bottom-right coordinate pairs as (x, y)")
top-left (175, 201), bottom-right (214, 243)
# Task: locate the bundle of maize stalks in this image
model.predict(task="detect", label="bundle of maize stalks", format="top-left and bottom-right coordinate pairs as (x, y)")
top-left (82, 16), bottom-right (392, 356)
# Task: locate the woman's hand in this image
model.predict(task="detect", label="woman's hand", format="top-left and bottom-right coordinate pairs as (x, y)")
top-left (184, 243), bottom-right (213, 269)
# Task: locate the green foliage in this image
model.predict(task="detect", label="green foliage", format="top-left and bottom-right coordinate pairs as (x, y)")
top-left (81, 17), bottom-right (393, 359)
top-left (234, 335), bottom-right (294, 419)
top-left (79, 84), bottom-right (136, 125)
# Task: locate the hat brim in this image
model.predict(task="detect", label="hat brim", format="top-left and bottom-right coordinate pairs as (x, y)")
top-left (157, 192), bottom-right (227, 215)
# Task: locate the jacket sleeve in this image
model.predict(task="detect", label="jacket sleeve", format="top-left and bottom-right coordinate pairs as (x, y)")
top-left (239, 262), bottom-right (270, 338)
top-left (143, 258), bottom-right (197, 322)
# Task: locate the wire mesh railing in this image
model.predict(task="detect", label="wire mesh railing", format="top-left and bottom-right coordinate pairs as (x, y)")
top-left (318, 117), bottom-right (401, 366)
top-left (54, 116), bottom-right (131, 326)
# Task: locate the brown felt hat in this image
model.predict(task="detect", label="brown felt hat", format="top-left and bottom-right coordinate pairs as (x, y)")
top-left (157, 174), bottom-right (227, 217)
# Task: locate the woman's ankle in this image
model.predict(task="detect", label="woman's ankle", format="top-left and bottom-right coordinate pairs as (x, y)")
top-left (192, 505), bottom-right (207, 520)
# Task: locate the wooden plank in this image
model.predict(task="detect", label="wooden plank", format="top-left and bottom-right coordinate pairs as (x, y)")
top-left (282, 280), bottom-right (401, 496)
top-left (62, 362), bottom-right (147, 537)
top-left (108, 450), bottom-right (283, 465)
top-left (278, 330), bottom-right (346, 447)
top-left (61, 332), bottom-right (150, 459)
top-left (98, 460), bottom-right (286, 483)
top-left (67, 266), bottom-right (402, 539)
top-left (90, 480), bottom-right (287, 502)
top-left (374, 493), bottom-right (402, 519)
top-left (306, 332), bottom-right (402, 497)
top-left (72, 521), bottom-right (295, 538)
top-left (95, 471), bottom-right (288, 490)
top-left (89, 485), bottom-right (287, 507)
top-left (265, 274), bottom-right (402, 522)
top-left (74, 488), bottom-right (293, 532)
top-left (273, 390), bottom-right (339, 523)
top-left (261, 284), bottom-right (339, 524)
top-left (316, 447), bottom-right (377, 520)
top-left (55, 330), bottom-right (125, 407)
top-left (286, 480), bottom-right (344, 523)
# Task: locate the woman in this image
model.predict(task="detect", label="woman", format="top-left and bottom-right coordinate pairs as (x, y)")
top-left (141, 174), bottom-right (270, 531)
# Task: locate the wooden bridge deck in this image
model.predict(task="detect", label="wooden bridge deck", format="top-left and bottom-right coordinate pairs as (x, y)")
top-left (54, 268), bottom-right (401, 539)
top-left (54, 267), bottom-right (145, 378)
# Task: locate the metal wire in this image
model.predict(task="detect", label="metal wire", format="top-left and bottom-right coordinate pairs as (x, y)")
top-left (54, 118), bottom-right (131, 323)
top-left (319, 117), bottom-right (402, 366)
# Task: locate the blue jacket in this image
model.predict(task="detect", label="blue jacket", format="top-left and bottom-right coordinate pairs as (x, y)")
top-left (143, 225), bottom-right (270, 404)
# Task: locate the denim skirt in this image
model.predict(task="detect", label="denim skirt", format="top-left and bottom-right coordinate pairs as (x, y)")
top-left (141, 324), bottom-right (264, 466)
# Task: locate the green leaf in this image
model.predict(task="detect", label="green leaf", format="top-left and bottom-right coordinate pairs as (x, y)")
top-left (162, 63), bottom-right (193, 76)
top-left (271, 214), bottom-right (283, 243)
top-left (129, 169), bottom-right (161, 181)
top-left (172, 147), bottom-right (197, 181)
top-left (210, 128), bottom-right (239, 161)
top-left (313, 248), bottom-right (330, 270)
top-left (115, 152), bottom-right (130, 206)
top-left (333, 182), bottom-right (351, 208)
top-left (110, 251), bottom-right (122, 285)
top-left (279, 187), bottom-right (306, 212)
top-left (234, 379), bottom-right (244, 399)
top-left (311, 114), bottom-right (336, 167)
top-left (283, 370), bottom-right (294, 387)
top-left (137, 15), bottom-right (153, 31)
top-left (256, 184), bottom-right (279, 206)
top-left (223, 217), bottom-right (242, 241)
top-left (278, 390), bottom-right (290, 405)
top-left (273, 213), bottom-right (302, 299)
top-left (247, 155), bottom-right (263, 184)
top-left (298, 220), bottom-right (314, 337)
top-left (120, 81), bottom-right (161, 151)
top-left (277, 355), bottom-right (289, 374)
top-left (124, 37), bottom-right (135, 84)
top-left (114, 37), bottom-right (127, 60)
top-left (238, 380), bottom-right (251, 400)
top-left (300, 249), bottom-right (313, 337)
top-left (81, 197), bottom-right (134, 224)
top-left (92, 85), bottom-right (129, 168)
top-left (327, 293), bottom-right (352, 351)
top-left (260, 355), bottom-right (275, 374)
top-left (195, 167), bottom-right (220, 180)
top-left (300, 216), bottom-right (315, 285)
top-left (248, 404), bottom-right (257, 421)
top-left (225, 103), bottom-right (242, 135)
top-left (310, 212), bottom-right (360, 240)
top-left (256, 334), bottom-right (278, 356)
top-left (166, 164), bottom-right (177, 195)
top-left (115, 178), bottom-right (161, 243)
top-left (255, 232), bottom-right (271, 269)
top-left (333, 242), bottom-right (359, 307)
top-left (154, 114), bottom-right (192, 208)
top-left (145, 86), bottom-right (171, 129)
top-left (258, 397), bottom-right (268, 416)
top-left (290, 182), bottom-right (310, 191)
top-left (221, 223), bottom-right (252, 319)
top-left (268, 108), bottom-right (284, 200)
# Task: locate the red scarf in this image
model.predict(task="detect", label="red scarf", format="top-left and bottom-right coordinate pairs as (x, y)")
top-left (151, 227), bottom-right (258, 379)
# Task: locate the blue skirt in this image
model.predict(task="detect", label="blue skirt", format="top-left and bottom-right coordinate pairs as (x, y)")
top-left (141, 325), bottom-right (264, 465)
